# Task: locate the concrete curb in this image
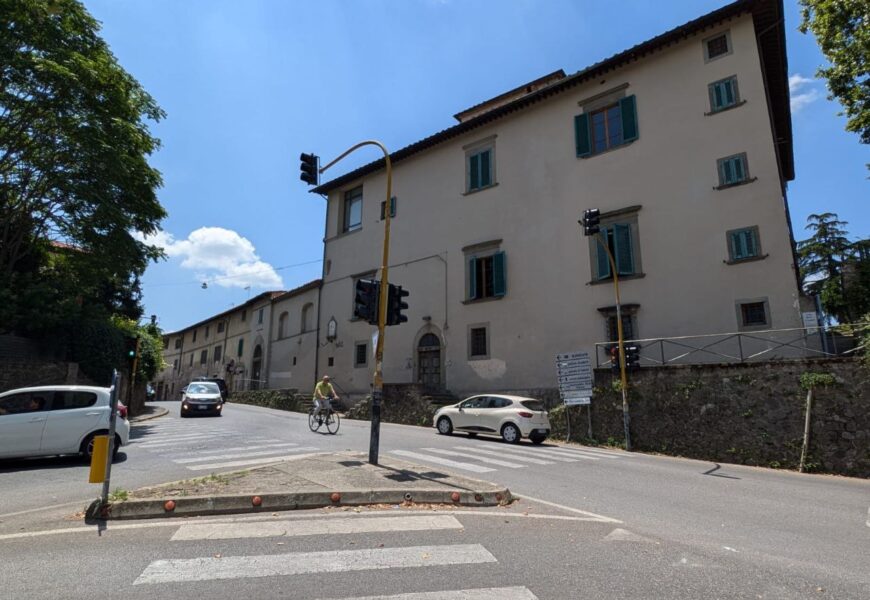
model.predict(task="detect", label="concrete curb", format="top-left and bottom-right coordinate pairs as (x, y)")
top-left (129, 407), bottom-right (169, 423)
top-left (88, 487), bottom-right (513, 520)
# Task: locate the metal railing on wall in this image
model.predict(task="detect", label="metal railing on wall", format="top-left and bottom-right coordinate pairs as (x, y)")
top-left (594, 324), bottom-right (867, 368)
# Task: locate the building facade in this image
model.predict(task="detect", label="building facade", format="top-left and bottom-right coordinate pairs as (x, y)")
top-left (308, 0), bottom-right (801, 401)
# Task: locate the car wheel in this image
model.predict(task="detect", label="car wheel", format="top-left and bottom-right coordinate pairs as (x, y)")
top-left (436, 416), bottom-right (453, 435)
top-left (529, 434), bottom-right (547, 445)
top-left (501, 423), bottom-right (521, 444)
top-left (81, 434), bottom-right (121, 461)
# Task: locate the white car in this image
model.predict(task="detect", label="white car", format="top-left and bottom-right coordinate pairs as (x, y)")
top-left (433, 394), bottom-right (551, 444)
top-left (0, 385), bottom-right (130, 460)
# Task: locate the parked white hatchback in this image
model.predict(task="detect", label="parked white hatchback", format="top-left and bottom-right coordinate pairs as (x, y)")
top-left (433, 394), bottom-right (551, 444)
top-left (0, 386), bottom-right (130, 460)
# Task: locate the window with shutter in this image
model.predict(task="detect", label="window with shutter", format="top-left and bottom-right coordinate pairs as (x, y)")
top-left (717, 153), bottom-right (750, 187)
top-left (576, 95), bottom-right (637, 157)
top-left (466, 250), bottom-right (506, 301)
top-left (727, 227), bottom-right (761, 262)
top-left (466, 147), bottom-right (494, 192)
top-left (709, 77), bottom-right (740, 112)
top-left (595, 224), bottom-right (636, 280)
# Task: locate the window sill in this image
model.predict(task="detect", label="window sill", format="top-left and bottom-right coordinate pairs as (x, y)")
top-left (704, 100), bottom-right (747, 116)
top-left (462, 295), bottom-right (505, 305)
top-left (463, 182), bottom-right (499, 196)
top-left (588, 273), bottom-right (646, 286)
top-left (468, 355), bottom-right (491, 361)
top-left (724, 254), bottom-right (768, 265)
top-left (578, 140), bottom-right (636, 160)
top-left (738, 324), bottom-right (770, 332)
top-left (714, 177), bottom-right (757, 191)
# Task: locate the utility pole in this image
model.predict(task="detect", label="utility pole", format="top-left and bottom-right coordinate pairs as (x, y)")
top-left (306, 142), bottom-right (394, 465)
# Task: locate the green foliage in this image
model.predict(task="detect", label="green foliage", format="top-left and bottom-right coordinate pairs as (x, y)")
top-left (797, 213), bottom-right (870, 323)
top-left (108, 488), bottom-right (129, 502)
top-left (799, 1), bottom-right (870, 151)
top-left (799, 372), bottom-right (837, 390)
top-left (0, 0), bottom-right (166, 335)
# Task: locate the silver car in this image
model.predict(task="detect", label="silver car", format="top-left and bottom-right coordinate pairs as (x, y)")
top-left (181, 382), bottom-right (224, 417)
top-left (433, 394), bottom-right (550, 444)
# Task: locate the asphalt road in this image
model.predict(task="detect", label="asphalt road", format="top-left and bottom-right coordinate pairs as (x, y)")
top-left (1, 400), bottom-right (868, 598)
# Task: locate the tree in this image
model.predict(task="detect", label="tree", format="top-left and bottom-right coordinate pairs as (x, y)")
top-left (798, 213), bottom-right (870, 323)
top-left (0, 0), bottom-right (165, 333)
top-left (799, 1), bottom-right (870, 152)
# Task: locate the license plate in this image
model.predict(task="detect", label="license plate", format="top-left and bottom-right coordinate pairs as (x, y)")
top-left (197, 405), bottom-right (208, 410)
top-left (535, 428), bottom-right (548, 434)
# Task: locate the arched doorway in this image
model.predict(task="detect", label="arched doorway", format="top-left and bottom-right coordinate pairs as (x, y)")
top-left (251, 345), bottom-right (263, 390)
top-left (417, 333), bottom-right (442, 389)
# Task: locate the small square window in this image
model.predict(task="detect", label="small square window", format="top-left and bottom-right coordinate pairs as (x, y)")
top-left (217, 322), bottom-right (225, 333)
top-left (469, 326), bottom-right (489, 359)
top-left (717, 153), bottom-right (750, 187)
top-left (707, 35), bottom-right (729, 59)
top-left (708, 77), bottom-right (740, 112)
top-left (727, 227), bottom-right (761, 262)
top-left (354, 342), bottom-right (368, 368)
top-left (741, 302), bottom-right (767, 327)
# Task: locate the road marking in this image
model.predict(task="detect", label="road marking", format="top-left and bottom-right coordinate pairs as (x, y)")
top-left (173, 447), bottom-right (301, 463)
top-left (135, 432), bottom-right (235, 444)
top-left (0, 500), bottom-right (88, 520)
top-left (156, 442), bottom-right (296, 456)
top-left (603, 528), bottom-right (657, 543)
top-left (136, 435), bottom-right (239, 448)
top-left (171, 515), bottom-right (463, 541)
top-left (134, 544), bottom-right (496, 585)
top-left (545, 446), bottom-right (623, 459)
top-left (313, 587), bottom-right (539, 600)
top-left (512, 447), bottom-right (597, 461)
top-left (421, 448), bottom-right (525, 468)
top-left (186, 451), bottom-right (320, 470)
top-left (389, 450), bottom-right (495, 473)
top-left (511, 491), bottom-right (622, 523)
top-left (451, 446), bottom-right (555, 465)
top-left (492, 446), bottom-right (585, 462)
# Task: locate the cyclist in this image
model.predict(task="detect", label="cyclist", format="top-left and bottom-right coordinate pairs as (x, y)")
top-left (312, 375), bottom-right (339, 424)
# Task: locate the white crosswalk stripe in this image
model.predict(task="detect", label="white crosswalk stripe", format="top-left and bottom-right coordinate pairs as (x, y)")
top-left (451, 445), bottom-right (555, 466)
top-left (314, 588), bottom-right (539, 600)
top-left (185, 450), bottom-right (319, 470)
top-left (550, 445), bottom-right (629, 458)
top-left (173, 446), bottom-right (304, 463)
top-left (134, 544), bottom-right (497, 585)
top-left (158, 442), bottom-right (300, 456)
top-left (421, 448), bottom-right (526, 468)
top-left (389, 450), bottom-right (495, 473)
top-left (487, 445), bottom-right (585, 462)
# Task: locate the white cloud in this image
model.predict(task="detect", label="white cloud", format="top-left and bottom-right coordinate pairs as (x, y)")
top-left (789, 73), bottom-right (822, 113)
top-left (136, 227), bottom-right (283, 289)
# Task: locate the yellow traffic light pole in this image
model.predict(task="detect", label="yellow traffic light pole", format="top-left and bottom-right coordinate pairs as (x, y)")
top-left (593, 233), bottom-right (632, 452)
top-left (320, 141), bottom-right (392, 465)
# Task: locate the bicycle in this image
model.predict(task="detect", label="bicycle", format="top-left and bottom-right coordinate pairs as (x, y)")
top-left (308, 398), bottom-right (340, 434)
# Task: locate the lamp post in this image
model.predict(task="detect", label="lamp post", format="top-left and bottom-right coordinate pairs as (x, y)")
top-left (319, 141), bottom-right (393, 465)
top-left (581, 210), bottom-right (632, 451)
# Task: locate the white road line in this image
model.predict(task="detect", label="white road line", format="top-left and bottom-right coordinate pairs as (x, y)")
top-left (136, 432), bottom-right (234, 443)
top-left (136, 435), bottom-right (239, 448)
top-left (487, 445), bottom-right (584, 462)
top-left (171, 515), bottom-right (463, 541)
top-left (134, 544), bottom-right (496, 585)
top-left (548, 446), bottom-right (626, 459)
top-left (512, 491), bottom-right (622, 523)
top-left (155, 442), bottom-right (296, 456)
top-left (173, 447), bottom-right (303, 464)
top-left (313, 587), bottom-right (539, 600)
top-left (390, 450), bottom-right (495, 473)
top-left (421, 448), bottom-right (525, 469)
top-left (451, 446), bottom-right (555, 465)
top-left (510, 447), bottom-right (596, 462)
top-left (186, 451), bottom-right (320, 470)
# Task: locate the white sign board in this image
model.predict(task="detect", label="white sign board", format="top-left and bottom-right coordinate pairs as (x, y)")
top-left (564, 396), bottom-right (591, 406)
top-left (802, 311), bottom-right (819, 333)
top-left (555, 351), bottom-right (593, 401)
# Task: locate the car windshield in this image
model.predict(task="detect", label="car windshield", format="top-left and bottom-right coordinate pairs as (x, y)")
top-left (520, 400), bottom-right (545, 412)
top-left (187, 383), bottom-right (219, 394)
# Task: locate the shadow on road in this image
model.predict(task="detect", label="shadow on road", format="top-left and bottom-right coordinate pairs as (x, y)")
top-left (0, 452), bottom-right (128, 473)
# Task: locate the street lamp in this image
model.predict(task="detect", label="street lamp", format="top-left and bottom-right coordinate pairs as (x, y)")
top-left (580, 209), bottom-right (632, 451)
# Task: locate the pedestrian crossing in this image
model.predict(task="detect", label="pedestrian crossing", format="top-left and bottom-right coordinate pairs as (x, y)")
top-left (133, 512), bottom-right (540, 599)
top-left (391, 442), bottom-right (630, 475)
top-left (129, 419), bottom-right (319, 472)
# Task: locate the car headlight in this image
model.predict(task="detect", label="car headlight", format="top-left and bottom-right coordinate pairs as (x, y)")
top-left (183, 403), bottom-right (189, 409)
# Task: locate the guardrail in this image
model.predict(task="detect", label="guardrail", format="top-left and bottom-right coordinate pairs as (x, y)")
top-left (594, 324), bottom-right (867, 368)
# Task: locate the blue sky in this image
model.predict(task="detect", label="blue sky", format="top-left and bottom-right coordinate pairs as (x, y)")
top-left (83, 0), bottom-right (868, 332)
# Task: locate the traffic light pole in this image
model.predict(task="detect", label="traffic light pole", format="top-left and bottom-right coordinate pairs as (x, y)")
top-left (319, 141), bottom-right (393, 465)
top-left (593, 233), bottom-right (632, 452)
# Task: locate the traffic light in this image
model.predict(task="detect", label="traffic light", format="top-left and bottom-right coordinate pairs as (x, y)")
top-left (625, 344), bottom-right (641, 370)
top-left (386, 284), bottom-right (409, 326)
top-left (609, 345), bottom-right (619, 372)
top-left (354, 279), bottom-right (379, 325)
top-left (300, 153), bottom-right (319, 186)
top-left (581, 208), bottom-right (601, 236)
top-left (124, 336), bottom-right (138, 364)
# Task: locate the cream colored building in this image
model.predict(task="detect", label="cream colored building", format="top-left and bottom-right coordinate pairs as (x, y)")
top-left (308, 0), bottom-right (802, 402)
top-left (156, 281), bottom-right (320, 399)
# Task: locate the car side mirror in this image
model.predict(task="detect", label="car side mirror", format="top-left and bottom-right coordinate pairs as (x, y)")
top-left (458, 406), bottom-right (464, 412)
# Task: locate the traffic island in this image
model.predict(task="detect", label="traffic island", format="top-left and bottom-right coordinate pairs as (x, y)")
top-left (85, 452), bottom-right (512, 520)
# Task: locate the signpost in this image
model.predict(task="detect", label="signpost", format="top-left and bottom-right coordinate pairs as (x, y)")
top-left (556, 352), bottom-right (593, 440)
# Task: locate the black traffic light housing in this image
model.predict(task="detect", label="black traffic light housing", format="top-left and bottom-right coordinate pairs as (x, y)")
top-left (354, 279), bottom-right (380, 325)
top-left (625, 344), bottom-right (641, 370)
top-left (581, 208), bottom-right (601, 236)
top-left (386, 284), bottom-right (410, 326)
top-left (124, 336), bottom-right (138, 364)
top-left (300, 153), bottom-right (319, 186)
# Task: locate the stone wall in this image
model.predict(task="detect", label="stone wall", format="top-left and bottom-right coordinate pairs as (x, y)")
top-left (229, 388), bottom-right (309, 413)
top-left (0, 360), bottom-right (94, 393)
top-left (546, 358), bottom-right (868, 478)
top-left (345, 384), bottom-right (441, 427)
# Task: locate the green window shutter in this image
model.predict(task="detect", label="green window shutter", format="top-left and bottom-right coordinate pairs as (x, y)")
top-left (619, 95), bottom-right (638, 143)
top-left (734, 156), bottom-right (745, 181)
top-left (469, 153), bottom-right (480, 190)
top-left (493, 251), bottom-right (506, 297)
top-left (724, 80), bottom-right (735, 105)
top-left (745, 228), bottom-right (757, 257)
top-left (721, 159), bottom-right (734, 184)
top-left (468, 257), bottom-right (478, 299)
top-left (613, 223), bottom-right (634, 275)
top-left (480, 150), bottom-right (491, 187)
top-left (595, 232), bottom-right (612, 280)
top-left (574, 113), bottom-right (591, 157)
top-left (711, 82), bottom-right (724, 110)
top-left (730, 231), bottom-right (746, 259)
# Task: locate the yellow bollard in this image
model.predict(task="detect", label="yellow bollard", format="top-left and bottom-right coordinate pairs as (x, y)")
top-left (88, 435), bottom-right (109, 483)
